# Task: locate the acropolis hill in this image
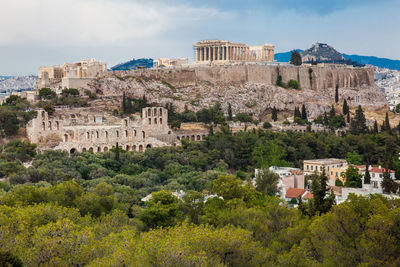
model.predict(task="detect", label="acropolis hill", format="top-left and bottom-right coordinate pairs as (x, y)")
top-left (89, 63), bottom-right (387, 118)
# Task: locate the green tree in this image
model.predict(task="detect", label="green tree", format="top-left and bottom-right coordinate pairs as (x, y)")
top-left (323, 112), bottom-right (329, 125)
top-left (347, 111), bottom-right (350, 123)
top-left (329, 104), bottom-right (336, 118)
top-left (350, 105), bottom-right (367, 135)
top-left (140, 190), bottom-right (181, 229)
top-left (122, 92), bottom-right (127, 114)
top-left (344, 165), bottom-right (362, 188)
top-left (38, 88), bottom-right (56, 100)
top-left (373, 120), bottom-right (379, 134)
top-left (299, 169), bottom-right (335, 216)
top-left (212, 175), bottom-right (245, 200)
top-left (255, 168), bottom-right (280, 196)
top-left (263, 122), bottom-right (272, 129)
top-left (342, 99), bottom-right (349, 114)
top-left (301, 104), bottom-right (307, 121)
top-left (228, 103), bottom-right (233, 121)
top-left (346, 151), bottom-right (362, 165)
top-left (180, 190), bottom-right (204, 224)
top-left (289, 50), bottom-right (302, 66)
top-left (364, 165), bottom-right (371, 184)
top-left (335, 85), bottom-right (339, 103)
top-left (272, 106), bottom-right (278, 121)
top-left (384, 112), bottom-right (391, 133)
top-left (381, 170), bottom-right (398, 194)
top-left (396, 103), bottom-right (400, 113)
top-left (252, 142), bottom-right (289, 168)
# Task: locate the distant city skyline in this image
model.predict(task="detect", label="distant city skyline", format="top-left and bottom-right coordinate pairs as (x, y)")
top-left (1, 0), bottom-right (399, 75)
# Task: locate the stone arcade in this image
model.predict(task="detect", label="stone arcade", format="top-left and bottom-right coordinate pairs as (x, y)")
top-left (194, 40), bottom-right (275, 63)
top-left (27, 107), bottom-right (178, 154)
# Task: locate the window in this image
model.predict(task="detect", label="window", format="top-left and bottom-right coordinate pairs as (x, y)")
top-left (125, 130), bottom-right (128, 137)
top-left (154, 118), bottom-right (157, 124)
top-left (311, 166), bottom-right (313, 170)
top-left (116, 131), bottom-right (119, 138)
top-left (160, 118), bottom-right (163, 124)
top-left (87, 132), bottom-right (90, 139)
top-left (148, 118), bottom-right (151, 124)
top-left (306, 165), bottom-right (309, 170)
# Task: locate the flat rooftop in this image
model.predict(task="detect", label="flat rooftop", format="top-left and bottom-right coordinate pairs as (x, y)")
top-left (303, 158), bottom-right (347, 165)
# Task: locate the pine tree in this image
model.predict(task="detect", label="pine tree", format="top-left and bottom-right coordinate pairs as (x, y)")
top-left (364, 165), bottom-right (371, 184)
top-left (381, 169), bottom-right (399, 194)
top-left (374, 120), bottom-right (379, 134)
top-left (228, 103), bottom-right (233, 121)
top-left (272, 106), bottom-right (278, 122)
top-left (335, 85), bottom-right (339, 103)
top-left (342, 99), bottom-right (349, 115)
top-left (350, 105), bottom-right (367, 135)
top-left (301, 104), bottom-right (307, 121)
top-left (329, 105), bottom-right (336, 118)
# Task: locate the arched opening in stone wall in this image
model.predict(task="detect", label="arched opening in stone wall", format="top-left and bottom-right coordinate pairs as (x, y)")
top-left (126, 145), bottom-right (130, 151)
top-left (125, 130), bottom-right (128, 137)
top-left (105, 131), bottom-right (109, 139)
top-left (48, 121), bottom-right (52, 130)
top-left (134, 130), bottom-right (137, 136)
top-left (177, 136), bottom-right (181, 140)
top-left (142, 131), bottom-right (145, 139)
top-left (146, 144), bottom-right (152, 149)
top-left (41, 111), bottom-right (45, 118)
top-left (104, 147), bottom-right (108, 152)
top-left (148, 118), bottom-right (151, 125)
top-left (56, 121), bottom-right (59, 130)
top-left (160, 118), bottom-right (163, 124)
top-left (82, 148), bottom-right (87, 152)
top-left (154, 118), bottom-right (157, 124)
top-left (70, 148), bottom-right (76, 155)
top-left (96, 131), bottom-right (99, 138)
top-left (42, 122), bottom-right (45, 131)
top-left (139, 145), bottom-right (143, 152)
top-left (168, 131), bottom-right (171, 135)
top-left (125, 120), bottom-right (128, 127)
top-left (191, 135), bottom-right (195, 141)
top-left (153, 109), bottom-right (156, 116)
top-left (64, 134), bottom-right (68, 142)
top-left (116, 131), bottom-right (119, 138)
top-left (97, 147), bottom-right (101, 152)
top-left (87, 132), bottom-right (90, 140)
top-left (89, 147), bottom-right (93, 153)
top-left (197, 135), bottom-right (201, 140)
top-left (147, 108), bottom-right (151, 116)
top-left (159, 108), bottom-right (162, 116)
top-left (133, 145), bottom-right (136, 151)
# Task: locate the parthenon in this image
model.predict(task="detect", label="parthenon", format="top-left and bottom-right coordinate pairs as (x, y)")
top-left (194, 40), bottom-right (275, 63)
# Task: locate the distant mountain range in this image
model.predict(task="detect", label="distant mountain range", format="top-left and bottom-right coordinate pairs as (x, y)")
top-left (111, 58), bottom-right (153, 71)
top-left (275, 47), bottom-right (400, 71)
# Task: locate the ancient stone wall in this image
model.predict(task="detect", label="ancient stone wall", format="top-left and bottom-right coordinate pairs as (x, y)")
top-left (26, 107), bottom-right (179, 154)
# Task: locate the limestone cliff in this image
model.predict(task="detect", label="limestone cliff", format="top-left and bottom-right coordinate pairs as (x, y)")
top-left (89, 64), bottom-right (387, 119)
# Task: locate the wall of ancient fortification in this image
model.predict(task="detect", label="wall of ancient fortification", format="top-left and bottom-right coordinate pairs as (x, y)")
top-left (106, 64), bottom-right (374, 91)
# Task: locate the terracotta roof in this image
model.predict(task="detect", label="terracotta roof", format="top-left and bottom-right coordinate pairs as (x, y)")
top-left (303, 192), bottom-right (314, 199)
top-left (286, 188), bottom-right (306, 198)
top-left (369, 167), bottom-right (395, 173)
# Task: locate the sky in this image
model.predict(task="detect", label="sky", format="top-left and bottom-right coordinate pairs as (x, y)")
top-left (1, 0), bottom-right (400, 75)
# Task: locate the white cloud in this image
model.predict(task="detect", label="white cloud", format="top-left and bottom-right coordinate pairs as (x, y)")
top-left (0, 0), bottom-right (228, 46)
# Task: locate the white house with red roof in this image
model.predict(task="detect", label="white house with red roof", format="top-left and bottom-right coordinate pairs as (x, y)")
top-left (368, 166), bottom-right (395, 190)
top-left (285, 188), bottom-right (313, 203)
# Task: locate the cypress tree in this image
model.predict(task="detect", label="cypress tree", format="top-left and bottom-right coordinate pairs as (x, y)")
top-left (126, 98), bottom-right (133, 114)
top-left (335, 85), bottom-right (339, 103)
top-left (347, 112), bottom-right (350, 123)
top-left (350, 105), bottom-right (367, 135)
top-left (343, 99), bottom-right (349, 115)
top-left (381, 169), bottom-right (399, 194)
top-left (374, 120), bottom-right (379, 134)
top-left (385, 112), bottom-right (391, 133)
top-left (209, 125), bottom-right (214, 136)
top-left (294, 107), bottom-right (301, 119)
top-left (323, 112), bottom-right (329, 125)
top-left (301, 104), bottom-right (307, 120)
top-left (115, 142), bottom-right (120, 162)
top-left (289, 50), bottom-right (302, 66)
top-left (364, 165), bottom-right (371, 184)
top-left (272, 106), bottom-right (278, 122)
top-left (228, 103), bottom-right (233, 121)
top-left (329, 105), bottom-right (336, 119)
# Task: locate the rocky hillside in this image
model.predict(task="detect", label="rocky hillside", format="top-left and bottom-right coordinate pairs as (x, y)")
top-left (88, 64), bottom-right (387, 120)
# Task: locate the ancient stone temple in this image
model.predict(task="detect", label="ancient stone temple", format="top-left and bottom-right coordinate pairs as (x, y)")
top-left (194, 40), bottom-right (275, 63)
top-left (27, 107), bottom-right (178, 154)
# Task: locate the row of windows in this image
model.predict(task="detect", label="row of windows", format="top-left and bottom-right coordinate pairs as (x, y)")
top-left (42, 121), bottom-right (60, 131)
top-left (85, 130), bottom-right (145, 140)
top-left (177, 135), bottom-right (206, 141)
top-left (146, 108), bottom-right (164, 117)
top-left (148, 117), bottom-right (163, 125)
